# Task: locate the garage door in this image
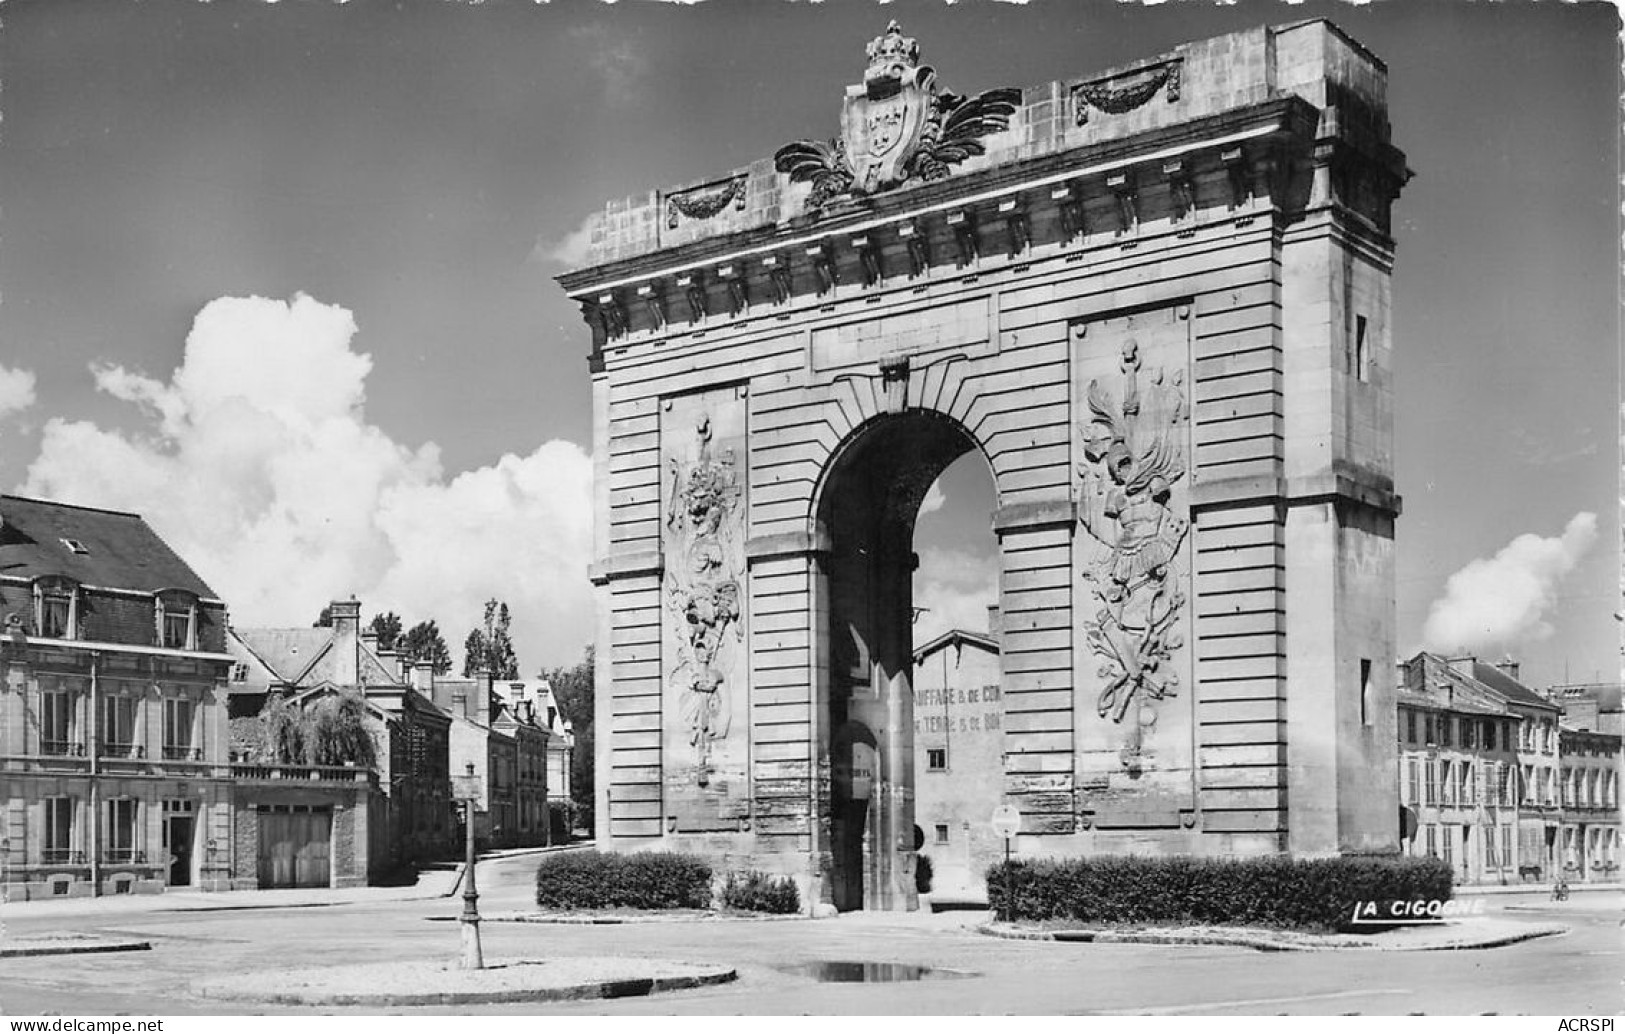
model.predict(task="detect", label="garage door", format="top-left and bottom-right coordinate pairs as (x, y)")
top-left (257, 806), bottom-right (332, 889)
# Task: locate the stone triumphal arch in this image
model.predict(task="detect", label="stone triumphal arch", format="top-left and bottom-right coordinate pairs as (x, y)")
top-left (560, 19), bottom-right (1409, 911)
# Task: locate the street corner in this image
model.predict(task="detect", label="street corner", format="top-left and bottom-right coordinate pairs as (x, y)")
top-left (189, 956), bottom-right (738, 1007)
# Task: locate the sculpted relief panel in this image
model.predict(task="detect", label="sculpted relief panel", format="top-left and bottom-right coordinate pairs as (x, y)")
top-left (1072, 307), bottom-right (1195, 822)
top-left (661, 386), bottom-right (751, 832)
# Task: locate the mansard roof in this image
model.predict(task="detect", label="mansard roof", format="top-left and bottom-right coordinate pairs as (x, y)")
top-left (0, 494), bottom-right (217, 598)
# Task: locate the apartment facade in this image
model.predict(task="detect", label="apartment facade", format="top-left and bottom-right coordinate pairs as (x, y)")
top-left (0, 496), bottom-right (375, 901)
top-left (1396, 653), bottom-right (1523, 884)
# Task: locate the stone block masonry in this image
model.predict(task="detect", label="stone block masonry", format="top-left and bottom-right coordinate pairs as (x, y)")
top-left (561, 18), bottom-right (1408, 910)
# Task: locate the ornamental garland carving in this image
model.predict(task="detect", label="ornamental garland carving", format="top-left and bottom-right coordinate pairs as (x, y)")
top-left (773, 21), bottom-right (1021, 211)
top-left (664, 412), bottom-right (743, 787)
top-left (665, 176), bottom-right (748, 230)
top-left (1072, 58), bottom-right (1182, 126)
top-left (1077, 339), bottom-right (1189, 775)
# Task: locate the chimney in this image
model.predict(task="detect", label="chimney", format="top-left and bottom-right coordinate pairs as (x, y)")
top-left (361, 629), bottom-right (379, 651)
top-left (1447, 655), bottom-right (1476, 678)
top-left (1495, 656), bottom-right (1521, 683)
top-left (329, 597), bottom-right (361, 637)
top-left (412, 659), bottom-right (435, 693)
top-left (986, 604), bottom-right (1002, 637)
top-left (451, 690), bottom-right (468, 719)
top-left (378, 647), bottom-right (399, 682)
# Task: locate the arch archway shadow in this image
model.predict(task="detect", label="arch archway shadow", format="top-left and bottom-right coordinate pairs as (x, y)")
top-left (813, 411), bottom-right (991, 911)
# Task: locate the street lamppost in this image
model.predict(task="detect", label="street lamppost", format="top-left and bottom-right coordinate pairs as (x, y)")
top-left (454, 761), bottom-right (483, 970)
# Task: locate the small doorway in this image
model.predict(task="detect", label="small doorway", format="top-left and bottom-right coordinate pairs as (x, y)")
top-left (165, 814), bottom-right (194, 887)
top-left (163, 799), bottom-right (196, 888)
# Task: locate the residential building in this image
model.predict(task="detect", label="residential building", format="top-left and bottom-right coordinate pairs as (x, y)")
top-left (229, 600), bottom-right (455, 871)
top-left (1397, 653), bottom-right (1523, 884)
top-left (428, 673), bottom-right (520, 849)
top-left (1557, 724), bottom-right (1621, 883)
top-left (911, 618), bottom-right (1003, 898)
top-left (0, 496), bottom-right (376, 900)
top-left (1550, 683), bottom-right (1623, 737)
top-left (494, 680), bottom-right (553, 846)
top-left (1468, 658), bottom-right (1566, 878)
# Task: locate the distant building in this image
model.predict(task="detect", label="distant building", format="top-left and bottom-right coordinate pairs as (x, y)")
top-left (1557, 724), bottom-right (1621, 883)
top-left (1468, 658), bottom-right (1566, 878)
top-left (428, 674), bottom-right (558, 849)
top-left (0, 496), bottom-right (376, 900)
top-left (1549, 683), bottom-right (1623, 737)
top-left (1397, 653), bottom-right (1524, 884)
top-left (229, 600), bottom-right (455, 872)
top-left (912, 620), bottom-right (1003, 898)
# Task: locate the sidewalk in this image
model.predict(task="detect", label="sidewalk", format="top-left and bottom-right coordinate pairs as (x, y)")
top-left (1455, 881), bottom-right (1622, 896)
top-left (0, 843), bottom-right (581, 919)
top-left (979, 915), bottom-right (1568, 952)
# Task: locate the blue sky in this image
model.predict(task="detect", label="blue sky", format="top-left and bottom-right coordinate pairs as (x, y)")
top-left (0, 0), bottom-right (1616, 684)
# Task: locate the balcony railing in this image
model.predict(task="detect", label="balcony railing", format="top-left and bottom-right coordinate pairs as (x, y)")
top-left (162, 745), bottom-right (203, 761)
top-left (99, 741), bottom-right (142, 760)
top-left (40, 849), bottom-right (85, 865)
top-left (102, 848), bottom-right (147, 865)
top-left (40, 740), bottom-right (86, 757)
top-left (228, 762), bottom-right (377, 787)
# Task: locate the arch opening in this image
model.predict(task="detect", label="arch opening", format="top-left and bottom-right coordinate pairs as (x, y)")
top-left (813, 411), bottom-right (990, 911)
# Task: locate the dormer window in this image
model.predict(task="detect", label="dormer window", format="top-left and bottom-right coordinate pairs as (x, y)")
top-left (32, 576), bottom-right (80, 640)
top-left (153, 589), bottom-right (199, 651)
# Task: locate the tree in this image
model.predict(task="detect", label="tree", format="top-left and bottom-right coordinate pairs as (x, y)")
top-left (400, 619), bottom-right (452, 675)
top-left (544, 645), bottom-right (595, 830)
top-left (313, 604), bottom-right (333, 628)
top-left (258, 691), bottom-right (376, 768)
top-left (368, 611), bottom-right (403, 652)
top-left (462, 598), bottom-right (519, 679)
top-left (305, 693), bottom-right (378, 768)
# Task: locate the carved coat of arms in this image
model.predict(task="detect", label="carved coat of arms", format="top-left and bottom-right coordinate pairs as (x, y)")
top-left (774, 21), bottom-right (1022, 209)
top-left (1077, 339), bottom-right (1189, 775)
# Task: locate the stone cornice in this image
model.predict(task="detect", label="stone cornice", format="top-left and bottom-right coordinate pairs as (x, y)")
top-left (558, 97), bottom-right (1317, 302)
top-left (587, 549), bottom-right (664, 586)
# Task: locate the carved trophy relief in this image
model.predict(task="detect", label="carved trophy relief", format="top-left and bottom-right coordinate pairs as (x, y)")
top-left (663, 411), bottom-right (744, 787)
top-left (1076, 338), bottom-right (1189, 777)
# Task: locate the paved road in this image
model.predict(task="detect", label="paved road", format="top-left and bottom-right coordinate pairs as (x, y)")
top-left (0, 853), bottom-right (1618, 1016)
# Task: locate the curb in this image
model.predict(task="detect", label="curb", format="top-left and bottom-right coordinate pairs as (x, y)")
top-left (977, 922), bottom-right (1567, 952)
top-left (429, 911), bottom-right (811, 925)
top-left (0, 939), bottom-right (151, 958)
top-left (201, 968), bottom-right (737, 1007)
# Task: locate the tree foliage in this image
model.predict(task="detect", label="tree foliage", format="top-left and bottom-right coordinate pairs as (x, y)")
top-left (368, 611), bottom-right (403, 652)
top-left (543, 645), bottom-right (595, 829)
top-left (462, 598), bottom-right (519, 679)
top-left (259, 691), bottom-right (377, 769)
top-left (400, 619), bottom-right (453, 675)
top-left (313, 604), bottom-right (333, 628)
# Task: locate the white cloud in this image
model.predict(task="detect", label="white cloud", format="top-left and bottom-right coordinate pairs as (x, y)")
top-left (913, 545), bottom-right (998, 648)
top-left (918, 477), bottom-right (947, 516)
top-left (0, 364), bottom-right (37, 421)
top-left (18, 293), bottom-right (595, 669)
top-left (536, 216), bottom-right (597, 267)
top-left (1422, 512), bottom-right (1598, 655)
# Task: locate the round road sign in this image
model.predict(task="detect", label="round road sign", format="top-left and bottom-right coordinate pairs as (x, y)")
top-left (990, 804), bottom-right (1021, 839)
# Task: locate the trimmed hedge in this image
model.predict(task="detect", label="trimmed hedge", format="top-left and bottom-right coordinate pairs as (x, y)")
top-left (535, 850), bottom-right (712, 910)
top-left (985, 854), bottom-right (1453, 931)
top-left (720, 870), bottom-right (801, 914)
